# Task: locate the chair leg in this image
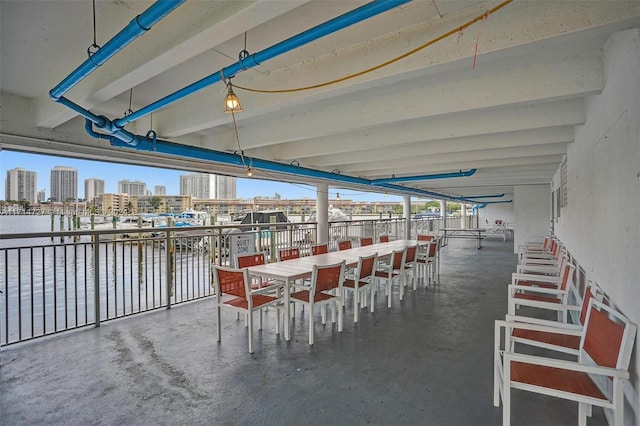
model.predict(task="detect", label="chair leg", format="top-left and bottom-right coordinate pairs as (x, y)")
top-left (502, 360), bottom-right (511, 426)
top-left (309, 302), bottom-right (315, 345)
top-left (337, 299), bottom-right (343, 332)
top-left (247, 310), bottom-right (254, 354)
top-left (217, 305), bottom-right (222, 342)
top-left (578, 403), bottom-right (588, 426)
top-left (370, 286), bottom-right (375, 313)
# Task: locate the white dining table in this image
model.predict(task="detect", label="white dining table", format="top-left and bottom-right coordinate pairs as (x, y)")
top-left (245, 239), bottom-right (423, 341)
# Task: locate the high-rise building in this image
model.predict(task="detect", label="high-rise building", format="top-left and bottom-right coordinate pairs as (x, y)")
top-left (84, 178), bottom-right (105, 202)
top-left (118, 179), bottom-right (147, 195)
top-left (154, 185), bottom-right (166, 196)
top-left (37, 189), bottom-right (46, 202)
top-left (5, 167), bottom-right (37, 203)
top-left (180, 173), bottom-right (236, 199)
top-left (50, 166), bottom-right (77, 202)
top-left (214, 175), bottom-right (236, 199)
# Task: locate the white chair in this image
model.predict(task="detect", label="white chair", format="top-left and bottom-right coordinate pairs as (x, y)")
top-left (374, 247), bottom-right (407, 308)
top-left (342, 253), bottom-right (378, 323)
top-left (290, 261), bottom-right (346, 345)
top-left (508, 263), bottom-right (576, 322)
top-left (499, 281), bottom-right (600, 356)
top-left (494, 298), bottom-right (637, 426)
top-left (213, 265), bottom-right (283, 354)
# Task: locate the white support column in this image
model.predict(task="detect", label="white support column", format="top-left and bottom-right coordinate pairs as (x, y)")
top-left (316, 184), bottom-right (329, 244)
top-left (440, 200), bottom-right (447, 229)
top-left (403, 195), bottom-right (411, 239)
top-left (461, 203), bottom-right (468, 229)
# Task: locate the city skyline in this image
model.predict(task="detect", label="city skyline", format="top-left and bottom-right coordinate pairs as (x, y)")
top-left (1, 151), bottom-right (401, 202)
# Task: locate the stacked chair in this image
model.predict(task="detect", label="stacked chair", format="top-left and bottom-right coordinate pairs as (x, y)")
top-left (494, 234), bottom-right (637, 426)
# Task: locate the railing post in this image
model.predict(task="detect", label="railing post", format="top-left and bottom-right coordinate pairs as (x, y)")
top-left (93, 235), bottom-right (100, 327)
top-left (165, 227), bottom-right (172, 309)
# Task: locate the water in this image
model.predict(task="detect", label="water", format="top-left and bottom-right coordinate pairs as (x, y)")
top-left (1, 216), bottom-right (213, 346)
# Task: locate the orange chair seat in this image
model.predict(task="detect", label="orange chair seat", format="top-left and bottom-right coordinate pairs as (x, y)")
top-left (224, 294), bottom-right (278, 309)
top-left (513, 293), bottom-right (561, 303)
top-left (343, 278), bottom-right (369, 289)
top-left (290, 290), bottom-right (335, 303)
top-left (511, 329), bottom-right (581, 349)
top-left (516, 280), bottom-right (557, 289)
top-left (511, 361), bottom-right (606, 400)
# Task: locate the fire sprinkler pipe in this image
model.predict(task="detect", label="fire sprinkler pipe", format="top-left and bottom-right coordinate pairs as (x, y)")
top-left (371, 169), bottom-right (476, 184)
top-left (50, 0), bottom-right (186, 101)
top-left (86, 120), bottom-right (475, 203)
top-left (113, 0), bottom-right (413, 128)
top-left (460, 193), bottom-right (505, 199)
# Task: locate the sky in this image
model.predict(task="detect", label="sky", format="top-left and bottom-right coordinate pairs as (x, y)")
top-left (1, 151), bottom-right (400, 202)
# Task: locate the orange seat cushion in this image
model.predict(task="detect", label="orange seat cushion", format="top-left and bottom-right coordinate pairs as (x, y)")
top-left (224, 294), bottom-right (278, 309)
top-left (290, 290), bottom-right (336, 303)
top-left (511, 361), bottom-right (606, 400)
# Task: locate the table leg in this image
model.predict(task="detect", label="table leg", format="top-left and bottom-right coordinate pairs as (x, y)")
top-left (284, 281), bottom-right (291, 341)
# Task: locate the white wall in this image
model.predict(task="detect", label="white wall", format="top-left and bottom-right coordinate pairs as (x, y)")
top-left (513, 185), bottom-right (550, 252)
top-left (554, 29), bottom-right (640, 426)
top-left (481, 203), bottom-right (515, 229)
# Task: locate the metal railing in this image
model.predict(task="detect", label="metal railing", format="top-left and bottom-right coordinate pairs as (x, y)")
top-left (0, 216), bottom-right (460, 346)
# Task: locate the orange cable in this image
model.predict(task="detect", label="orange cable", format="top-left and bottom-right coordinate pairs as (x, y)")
top-left (234, 0), bottom-right (513, 94)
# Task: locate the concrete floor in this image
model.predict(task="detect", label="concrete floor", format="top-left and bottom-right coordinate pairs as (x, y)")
top-left (0, 238), bottom-right (608, 426)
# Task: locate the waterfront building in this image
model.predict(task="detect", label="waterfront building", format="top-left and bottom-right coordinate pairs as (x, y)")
top-left (5, 167), bottom-right (37, 203)
top-left (118, 179), bottom-right (147, 196)
top-left (180, 173), bottom-right (235, 199)
top-left (99, 193), bottom-right (129, 214)
top-left (154, 185), bottom-right (166, 196)
top-left (37, 189), bottom-right (46, 203)
top-left (130, 194), bottom-right (192, 214)
top-left (50, 166), bottom-right (77, 202)
top-left (84, 178), bottom-right (105, 202)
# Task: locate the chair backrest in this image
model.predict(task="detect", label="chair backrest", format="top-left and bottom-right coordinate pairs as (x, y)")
top-left (380, 235), bottom-right (389, 243)
top-left (390, 248), bottom-right (407, 270)
top-left (559, 263), bottom-right (575, 291)
top-left (579, 282), bottom-right (598, 325)
top-left (214, 266), bottom-right (249, 298)
top-left (405, 244), bottom-right (418, 263)
top-left (360, 237), bottom-right (373, 246)
top-left (417, 234), bottom-right (434, 241)
top-left (338, 240), bottom-right (352, 251)
top-left (311, 261), bottom-right (346, 293)
top-left (279, 247), bottom-right (300, 261)
top-left (311, 244), bottom-right (329, 256)
top-left (237, 252), bottom-right (266, 268)
top-left (427, 239), bottom-right (438, 258)
top-left (356, 253), bottom-right (378, 280)
top-left (580, 299), bottom-right (637, 371)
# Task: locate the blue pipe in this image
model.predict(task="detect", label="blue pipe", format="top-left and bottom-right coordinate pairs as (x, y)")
top-left (459, 193), bottom-right (505, 200)
top-left (371, 169), bottom-right (476, 185)
top-left (88, 126), bottom-right (469, 202)
top-left (114, 0), bottom-right (412, 127)
top-left (50, 1), bottom-right (185, 101)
